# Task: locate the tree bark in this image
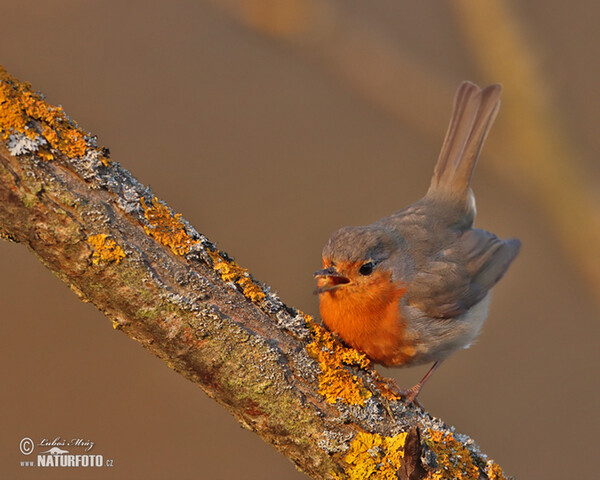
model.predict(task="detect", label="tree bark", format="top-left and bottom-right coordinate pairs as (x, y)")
top-left (0, 65), bottom-right (511, 480)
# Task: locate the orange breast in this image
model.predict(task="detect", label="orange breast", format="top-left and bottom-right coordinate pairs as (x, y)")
top-left (319, 271), bottom-right (415, 366)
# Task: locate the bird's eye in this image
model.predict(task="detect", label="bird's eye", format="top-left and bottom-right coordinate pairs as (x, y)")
top-left (359, 262), bottom-right (374, 276)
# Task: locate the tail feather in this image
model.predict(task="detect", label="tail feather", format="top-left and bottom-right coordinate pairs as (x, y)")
top-left (427, 82), bottom-right (502, 205)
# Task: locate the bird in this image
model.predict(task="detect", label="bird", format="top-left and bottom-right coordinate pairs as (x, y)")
top-left (314, 81), bottom-right (520, 404)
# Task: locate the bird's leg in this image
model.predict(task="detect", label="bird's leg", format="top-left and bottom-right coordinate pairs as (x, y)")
top-left (402, 361), bottom-right (441, 405)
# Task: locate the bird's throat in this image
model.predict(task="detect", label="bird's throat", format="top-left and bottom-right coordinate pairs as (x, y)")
top-left (318, 274), bottom-right (414, 366)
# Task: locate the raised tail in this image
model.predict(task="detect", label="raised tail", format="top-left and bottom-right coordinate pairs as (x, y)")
top-left (427, 82), bottom-right (502, 207)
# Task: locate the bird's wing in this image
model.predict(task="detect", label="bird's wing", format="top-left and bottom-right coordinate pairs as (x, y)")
top-left (406, 228), bottom-right (520, 318)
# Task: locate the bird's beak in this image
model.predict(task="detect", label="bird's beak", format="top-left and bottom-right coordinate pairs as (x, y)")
top-left (314, 266), bottom-right (341, 278)
top-left (314, 266), bottom-right (350, 294)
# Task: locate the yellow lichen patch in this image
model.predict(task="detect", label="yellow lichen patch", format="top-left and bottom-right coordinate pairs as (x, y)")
top-left (87, 234), bottom-right (126, 265)
top-left (305, 318), bottom-right (373, 405)
top-left (424, 429), bottom-right (480, 480)
top-left (141, 197), bottom-right (199, 256)
top-left (486, 461), bottom-right (509, 480)
top-left (0, 65), bottom-right (107, 162)
top-left (139, 196), bottom-right (266, 303)
top-left (333, 430), bottom-right (407, 480)
top-left (207, 249), bottom-right (266, 302)
top-left (38, 148), bottom-right (54, 162)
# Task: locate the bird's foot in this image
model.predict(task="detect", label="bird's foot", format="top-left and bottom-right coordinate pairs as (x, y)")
top-left (397, 385), bottom-right (425, 409)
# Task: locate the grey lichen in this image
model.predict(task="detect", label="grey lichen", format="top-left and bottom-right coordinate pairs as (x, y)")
top-left (7, 132), bottom-right (46, 155)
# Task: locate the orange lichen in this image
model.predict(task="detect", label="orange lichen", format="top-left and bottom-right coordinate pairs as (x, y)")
top-left (139, 196), bottom-right (266, 303)
top-left (424, 429), bottom-right (480, 480)
top-left (0, 65), bottom-right (108, 163)
top-left (305, 318), bottom-right (373, 405)
top-left (141, 197), bottom-right (199, 256)
top-left (87, 234), bottom-right (126, 265)
top-left (207, 249), bottom-right (266, 302)
top-left (333, 430), bottom-right (407, 480)
top-left (486, 461), bottom-right (510, 480)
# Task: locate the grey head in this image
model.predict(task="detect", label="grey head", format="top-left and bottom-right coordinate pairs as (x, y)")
top-left (316, 224), bottom-right (412, 285)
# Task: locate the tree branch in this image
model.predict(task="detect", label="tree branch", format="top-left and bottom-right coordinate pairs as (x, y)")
top-left (0, 65), bottom-right (512, 479)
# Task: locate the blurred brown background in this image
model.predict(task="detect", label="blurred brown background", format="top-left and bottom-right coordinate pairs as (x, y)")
top-left (1, 1), bottom-right (598, 479)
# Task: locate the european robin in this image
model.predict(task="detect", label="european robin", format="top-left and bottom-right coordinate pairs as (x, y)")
top-left (315, 81), bottom-right (520, 403)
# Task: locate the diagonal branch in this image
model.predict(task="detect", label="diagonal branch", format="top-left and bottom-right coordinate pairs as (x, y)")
top-left (0, 65), bottom-right (512, 480)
